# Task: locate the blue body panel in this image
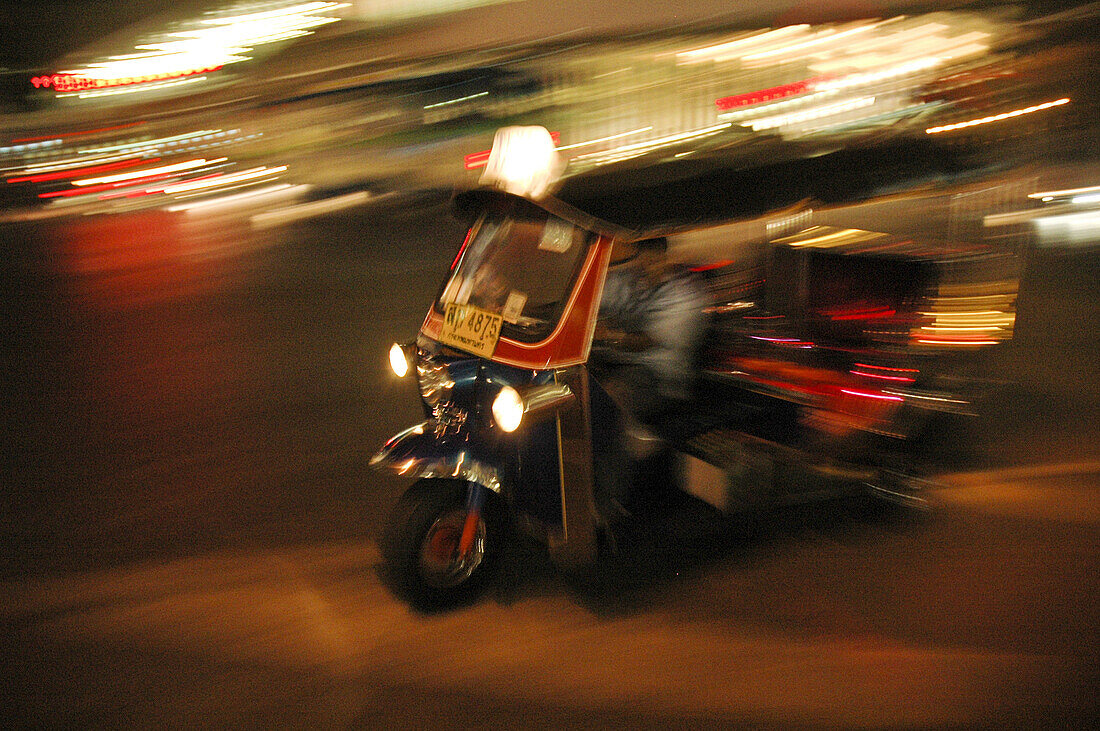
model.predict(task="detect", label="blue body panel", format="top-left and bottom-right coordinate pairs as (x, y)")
top-left (372, 352), bottom-right (566, 529)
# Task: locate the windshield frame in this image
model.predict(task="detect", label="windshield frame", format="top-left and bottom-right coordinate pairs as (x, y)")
top-left (434, 196), bottom-right (596, 344)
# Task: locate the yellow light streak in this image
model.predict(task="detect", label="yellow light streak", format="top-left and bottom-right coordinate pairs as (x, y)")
top-left (916, 339), bottom-right (1000, 346)
top-left (926, 98), bottom-right (1070, 134)
top-left (161, 165), bottom-right (287, 194)
top-left (785, 228), bottom-right (878, 247)
top-left (1028, 184), bottom-right (1100, 199)
top-left (921, 325), bottom-right (1003, 332)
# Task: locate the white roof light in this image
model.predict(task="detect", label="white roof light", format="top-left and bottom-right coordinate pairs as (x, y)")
top-left (479, 126), bottom-right (564, 200)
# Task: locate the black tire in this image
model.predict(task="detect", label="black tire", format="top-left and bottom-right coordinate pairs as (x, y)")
top-left (380, 479), bottom-right (506, 610)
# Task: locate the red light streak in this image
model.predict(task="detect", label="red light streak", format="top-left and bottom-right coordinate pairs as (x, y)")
top-left (853, 363), bottom-right (919, 373)
top-left (690, 259), bottom-right (736, 272)
top-left (30, 67), bottom-right (222, 94)
top-left (11, 122), bottom-right (143, 144)
top-left (38, 170), bottom-right (176, 199)
top-left (451, 227), bottom-right (474, 270)
top-left (850, 370), bottom-right (916, 383)
top-left (823, 306), bottom-right (896, 321)
top-left (749, 335), bottom-right (813, 348)
top-left (8, 157), bottom-right (157, 184)
top-left (463, 151), bottom-right (491, 170)
top-left (840, 388), bottom-right (904, 402)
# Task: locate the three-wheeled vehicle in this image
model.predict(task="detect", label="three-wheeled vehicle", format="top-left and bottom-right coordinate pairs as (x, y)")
top-left (372, 131), bottom-right (1018, 609)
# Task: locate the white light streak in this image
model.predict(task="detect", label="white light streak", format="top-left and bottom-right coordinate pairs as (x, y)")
top-left (784, 228), bottom-right (868, 247)
top-left (78, 130), bottom-right (223, 155)
top-left (73, 157), bottom-right (226, 185)
top-left (11, 151), bottom-right (155, 177)
top-left (812, 56), bottom-right (945, 93)
top-left (423, 91), bottom-right (488, 109)
top-left (53, 2), bottom-right (348, 94)
top-left (741, 22), bottom-right (880, 64)
top-left (160, 165), bottom-right (287, 194)
top-left (557, 126), bottom-right (653, 150)
top-left (743, 96), bottom-right (876, 131)
top-left (677, 26), bottom-right (809, 63)
top-left (573, 122), bottom-right (730, 163)
top-left (164, 183), bottom-right (304, 213)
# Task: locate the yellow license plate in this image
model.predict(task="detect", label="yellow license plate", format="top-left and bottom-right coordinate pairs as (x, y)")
top-left (439, 303), bottom-right (503, 358)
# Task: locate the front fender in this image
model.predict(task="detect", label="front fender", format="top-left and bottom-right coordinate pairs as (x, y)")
top-left (370, 421), bottom-right (504, 494)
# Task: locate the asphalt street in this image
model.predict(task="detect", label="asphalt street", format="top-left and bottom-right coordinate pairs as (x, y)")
top-left (1, 199), bottom-right (1097, 727)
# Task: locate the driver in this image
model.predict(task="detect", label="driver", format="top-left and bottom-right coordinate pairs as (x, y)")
top-left (594, 236), bottom-right (709, 425)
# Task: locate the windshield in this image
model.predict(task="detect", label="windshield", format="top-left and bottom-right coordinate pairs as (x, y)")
top-left (437, 198), bottom-right (593, 343)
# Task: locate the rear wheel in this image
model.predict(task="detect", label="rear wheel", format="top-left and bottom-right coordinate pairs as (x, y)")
top-left (381, 479), bottom-right (506, 609)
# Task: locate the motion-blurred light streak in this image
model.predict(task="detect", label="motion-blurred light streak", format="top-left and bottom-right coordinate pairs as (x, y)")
top-left (926, 98), bottom-right (1070, 134)
top-left (78, 130), bottom-right (227, 155)
top-left (7, 157), bottom-right (154, 184)
top-left (164, 183), bottom-right (304, 213)
top-left (556, 126), bottom-right (653, 151)
top-left (677, 26), bottom-right (810, 64)
top-left (73, 158), bottom-right (228, 186)
top-left (63, 76), bottom-right (210, 99)
top-left (1028, 185), bottom-right (1100, 200)
top-left (161, 165), bottom-right (288, 194)
top-left (41, 1), bottom-right (349, 97)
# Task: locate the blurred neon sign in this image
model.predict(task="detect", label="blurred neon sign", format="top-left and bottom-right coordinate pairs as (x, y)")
top-left (716, 78), bottom-right (817, 111)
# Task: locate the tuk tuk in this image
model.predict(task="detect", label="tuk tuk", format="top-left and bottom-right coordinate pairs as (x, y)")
top-left (371, 128), bottom-right (1018, 608)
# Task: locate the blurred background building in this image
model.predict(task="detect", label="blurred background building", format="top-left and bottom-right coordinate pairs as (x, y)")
top-left (2, 1), bottom-right (1096, 215)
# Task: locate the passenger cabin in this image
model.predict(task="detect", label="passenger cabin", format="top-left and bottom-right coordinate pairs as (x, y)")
top-left (657, 222), bottom-right (1019, 457)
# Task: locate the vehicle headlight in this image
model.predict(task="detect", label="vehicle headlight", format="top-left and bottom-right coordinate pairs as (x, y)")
top-left (492, 386), bottom-right (524, 433)
top-left (389, 343), bottom-right (410, 377)
top-left (417, 359), bottom-right (454, 407)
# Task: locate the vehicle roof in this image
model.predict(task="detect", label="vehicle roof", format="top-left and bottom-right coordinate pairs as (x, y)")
top-left (451, 187), bottom-right (638, 241)
top-left (452, 189), bottom-right (1010, 268)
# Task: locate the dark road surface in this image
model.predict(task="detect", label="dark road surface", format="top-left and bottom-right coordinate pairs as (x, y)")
top-left (1, 200), bottom-right (1098, 728)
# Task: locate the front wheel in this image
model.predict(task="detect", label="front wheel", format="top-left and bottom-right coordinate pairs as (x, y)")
top-left (380, 479), bottom-right (506, 609)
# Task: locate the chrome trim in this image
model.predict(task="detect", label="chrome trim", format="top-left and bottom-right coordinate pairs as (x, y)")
top-left (520, 382), bottom-right (574, 420)
top-left (417, 358), bottom-right (454, 407)
top-left (370, 422), bottom-right (503, 494)
top-left (430, 404), bottom-right (468, 436)
top-left (547, 367), bottom-right (599, 569)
